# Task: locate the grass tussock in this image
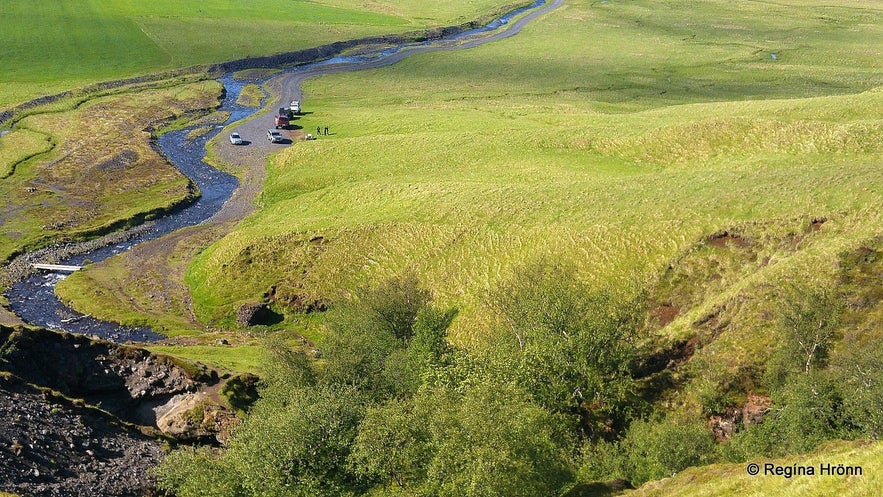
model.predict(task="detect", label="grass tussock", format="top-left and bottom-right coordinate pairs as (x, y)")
top-left (235, 84), bottom-right (265, 108)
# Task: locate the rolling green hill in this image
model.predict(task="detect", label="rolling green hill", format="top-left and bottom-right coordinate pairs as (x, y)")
top-left (180, 0), bottom-right (882, 342)
top-left (0, 0), bottom-right (514, 108)
top-left (14, 0), bottom-right (883, 494)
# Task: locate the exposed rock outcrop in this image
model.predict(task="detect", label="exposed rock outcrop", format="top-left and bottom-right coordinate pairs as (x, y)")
top-left (0, 324), bottom-right (244, 495)
top-left (707, 393), bottom-right (773, 441)
top-left (0, 326), bottom-right (215, 426)
top-left (236, 302), bottom-right (271, 327)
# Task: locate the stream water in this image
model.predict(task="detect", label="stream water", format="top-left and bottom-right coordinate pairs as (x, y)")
top-left (5, 0), bottom-right (557, 342)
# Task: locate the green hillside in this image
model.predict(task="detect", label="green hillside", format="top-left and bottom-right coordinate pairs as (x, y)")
top-left (183, 0), bottom-right (883, 342)
top-left (13, 0), bottom-right (883, 494)
top-left (0, 0), bottom-right (512, 108)
top-left (155, 0), bottom-right (882, 493)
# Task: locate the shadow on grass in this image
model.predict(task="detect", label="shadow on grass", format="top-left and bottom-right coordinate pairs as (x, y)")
top-left (563, 480), bottom-right (633, 497)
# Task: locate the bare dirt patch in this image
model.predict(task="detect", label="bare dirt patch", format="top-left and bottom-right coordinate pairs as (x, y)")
top-left (650, 302), bottom-right (680, 328)
top-left (96, 149), bottom-right (139, 172)
top-left (708, 230), bottom-right (750, 249)
top-left (809, 216), bottom-right (827, 231)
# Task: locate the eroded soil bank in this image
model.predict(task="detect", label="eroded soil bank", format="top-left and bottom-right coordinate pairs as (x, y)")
top-left (0, 325), bottom-right (242, 496)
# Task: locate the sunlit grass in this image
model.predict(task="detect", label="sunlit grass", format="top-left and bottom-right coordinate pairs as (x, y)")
top-left (147, 344), bottom-right (267, 375)
top-left (630, 440), bottom-right (883, 497)
top-left (0, 129), bottom-right (52, 179)
top-left (236, 84), bottom-right (265, 108)
top-left (189, 86), bottom-right (883, 343)
top-left (0, 0), bottom-right (520, 108)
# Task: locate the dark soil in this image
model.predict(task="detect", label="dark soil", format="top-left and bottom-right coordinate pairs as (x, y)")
top-left (0, 324), bottom-right (231, 495)
top-left (650, 303), bottom-right (680, 328)
top-left (0, 376), bottom-right (162, 497)
top-left (708, 230), bottom-right (751, 249)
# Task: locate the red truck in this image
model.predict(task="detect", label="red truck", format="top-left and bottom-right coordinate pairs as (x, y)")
top-left (274, 107), bottom-right (291, 129)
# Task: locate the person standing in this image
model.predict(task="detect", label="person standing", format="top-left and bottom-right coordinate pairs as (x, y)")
top-left (324, 126), bottom-right (329, 136)
top-left (317, 126), bottom-right (321, 136)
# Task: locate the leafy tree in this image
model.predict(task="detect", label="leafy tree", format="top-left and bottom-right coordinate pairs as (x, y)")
top-left (408, 306), bottom-right (456, 368)
top-left (154, 447), bottom-right (243, 497)
top-left (349, 397), bottom-right (431, 489)
top-left (225, 383), bottom-right (368, 496)
top-left (158, 272), bottom-right (585, 496)
top-left (350, 381), bottom-right (575, 496)
top-left (261, 333), bottom-right (317, 390)
top-left (358, 270), bottom-right (431, 342)
top-left (835, 337), bottom-right (883, 439)
top-left (321, 314), bottom-right (400, 396)
top-left (420, 383), bottom-right (574, 497)
top-left (768, 285), bottom-right (843, 380)
top-left (382, 307), bottom-right (458, 397)
top-left (322, 272), bottom-right (436, 398)
top-left (490, 260), bottom-right (640, 436)
top-left (581, 415), bottom-right (714, 486)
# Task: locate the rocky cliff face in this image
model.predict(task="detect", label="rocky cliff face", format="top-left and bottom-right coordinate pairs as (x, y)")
top-left (0, 325), bottom-right (239, 496)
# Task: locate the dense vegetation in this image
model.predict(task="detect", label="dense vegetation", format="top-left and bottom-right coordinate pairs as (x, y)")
top-left (156, 265), bottom-right (883, 495)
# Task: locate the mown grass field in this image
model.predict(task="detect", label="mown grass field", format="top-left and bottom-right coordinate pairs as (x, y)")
top-left (0, 0), bottom-right (523, 109)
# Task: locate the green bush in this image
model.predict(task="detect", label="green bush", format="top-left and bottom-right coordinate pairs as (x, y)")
top-left (581, 415), bottom-right (715, 487)
top-left (489, 260), bottom-right (641, 436)
top-left (836, 338), bottom-right (883, 439)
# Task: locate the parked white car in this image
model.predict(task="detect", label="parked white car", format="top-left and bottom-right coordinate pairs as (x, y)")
top-left (229, 132), bottom-right (243, 145)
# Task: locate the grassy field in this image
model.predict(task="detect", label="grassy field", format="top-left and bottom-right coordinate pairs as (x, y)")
top-left (16, 0), bottom-right (883, 493)
top-left (176, 0), bottom-right (882, 346)
top-left (0, 0), bottom-right (524, 109)
top-left (148, 344), bottom-right (268, 375)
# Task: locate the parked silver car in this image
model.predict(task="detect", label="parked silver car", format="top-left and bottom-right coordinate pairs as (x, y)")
top-left (267, 129), bottom-right (283, 143)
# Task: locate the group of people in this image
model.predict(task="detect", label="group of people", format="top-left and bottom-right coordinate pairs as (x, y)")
top-left (316, 126), bottom-right (330, 136)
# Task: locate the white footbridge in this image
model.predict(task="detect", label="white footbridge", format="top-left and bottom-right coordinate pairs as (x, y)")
top-left (31, 263), bottom-right (82, 273)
